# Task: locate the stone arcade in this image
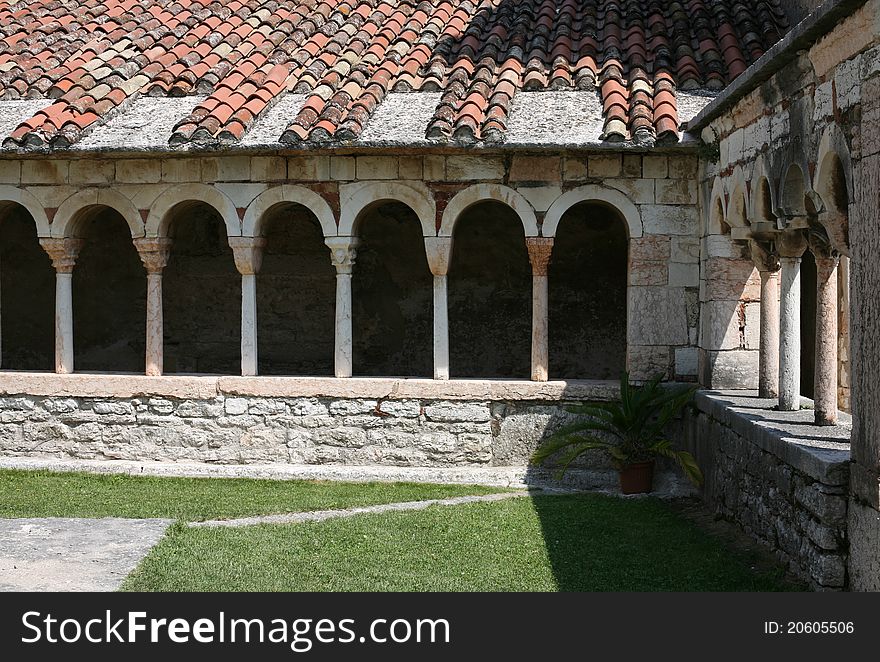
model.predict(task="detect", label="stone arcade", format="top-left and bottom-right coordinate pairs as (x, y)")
top-left (0, 0), bottom-right (878, 589)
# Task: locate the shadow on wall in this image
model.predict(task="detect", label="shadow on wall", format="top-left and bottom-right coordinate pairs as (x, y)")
top-left (549, 202), bottom-right (627, 379)
top-left (258, 205), bottom-right (335, 376)
top-left (353, 202), bottom-right (433, 377)
top-left (73, 208), bottom-right (146, 373)
top-left (163, 203), bottom-right (241, 375)
top-left (0, 205), bottom-right (53, 370)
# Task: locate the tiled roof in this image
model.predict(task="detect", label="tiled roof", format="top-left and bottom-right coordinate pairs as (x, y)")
top-left (0, 0), bottom-right (788, 151)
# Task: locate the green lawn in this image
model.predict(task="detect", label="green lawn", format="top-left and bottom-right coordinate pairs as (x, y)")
top-left (0, 469), bottom-right (507, 521)
top-left (123, 494), bottom-right (799, 592)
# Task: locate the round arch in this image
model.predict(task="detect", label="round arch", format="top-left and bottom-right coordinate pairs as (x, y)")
top-left (51, 188), bottom-right (144, 239)
top-left (242, 184), bottom-right (337, 238)
top-left (725, 166), bottom-right (749, 228)
top-left (0, 186), bottom-right (51, 237)
top-left (813, 124), bottom-right (853, 254)
top-left (145, 183), bottom-right (241, 238)
top-left (707, 177), bottom-right (727, 235)
top-left (542, 184), bottom-right (642, 239)
top-left (749, 156), bottom-right (777, 224)
top-left (439, 184), bottom-right (539, 238)
top-left (339, 181), bottom-right (435, 237)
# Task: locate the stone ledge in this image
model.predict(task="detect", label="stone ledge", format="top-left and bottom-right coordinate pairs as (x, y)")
top-left (0, 457), bottom-right (695, 495)
top-left (0, 372), bottom-right (620, 403)
top-left (695, 390), bottom-right (851, 485)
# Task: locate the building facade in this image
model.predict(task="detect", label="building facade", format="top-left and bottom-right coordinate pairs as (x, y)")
top-left (0, 0), bottom-right (877, 588)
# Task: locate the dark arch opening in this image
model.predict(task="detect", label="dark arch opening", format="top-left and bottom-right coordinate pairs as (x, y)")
top-left (72, 208), bottom-right (145, 372)
top-left (549, 202), bottom-right (628, 379)
top-left (801, 249), bottom-right (817, 399)
top-left (352, 201), bottom-right (432, 377)
top-left (164, 203), bottom-right (240, 374)
top-left (448, 201), bottom-right (531, 378)
top-left (0, 204), bottom-right (53, 369)
top-left (257, 204), bottom-right (335, 375)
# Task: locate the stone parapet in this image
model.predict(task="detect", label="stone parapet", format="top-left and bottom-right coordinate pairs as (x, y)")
top-left (681, 390), bottom-right (851, 589)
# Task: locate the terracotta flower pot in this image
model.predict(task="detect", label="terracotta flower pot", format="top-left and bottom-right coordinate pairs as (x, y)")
top-left (619, 461), bottom-right (655, 494)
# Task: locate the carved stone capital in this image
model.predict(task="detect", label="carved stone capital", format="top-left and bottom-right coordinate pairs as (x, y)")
top-left (776, 230), bottom-right (808, 259)
top-left (325, 237), bottom-right (360, 275)
top-left (748, 239), bottom-right (780, 273)
top-left (228, 236), bottom-right (267, 276)
top-left (133, 237), bottom-right (173, 275)
top-left (526, 237), bottom-right (554, 276)
top-left (424, 236), bottom-right (453, 276)
top-left (39, 238), bottom-right (84, 273)
top-left (808, 226), bottom-right (841, 264)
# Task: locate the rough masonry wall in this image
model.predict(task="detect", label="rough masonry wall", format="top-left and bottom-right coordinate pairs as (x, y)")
top-left (164, 205), bottom-right (241, 374)
top-left (682, 393), bottom-right (850, 589)
top-left (0, 390), bottom-right (614, 472)
top-left (353, 202), bottom-right (433, 377)
top-left (73, 209), bottom-right (146, 373)
top-left (848, 0), bottom-right (880, 592)
top-left (549, 202), bottom-right (628, 379)
top-left (258, 208), bottom-right (336, 376)
top-left (448, 201), bottom-right (532, 378)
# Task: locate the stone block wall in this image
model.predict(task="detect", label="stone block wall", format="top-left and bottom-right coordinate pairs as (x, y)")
top-left (0, 376), bottom-right (643, 488)
top-left (681, 391), bottom-right (850, 589)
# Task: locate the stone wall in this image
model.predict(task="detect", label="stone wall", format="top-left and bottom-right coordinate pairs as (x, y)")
top-left (681, 391), bottom-right (850, 589)
top-left (0, 375), bottom-right (641, 486)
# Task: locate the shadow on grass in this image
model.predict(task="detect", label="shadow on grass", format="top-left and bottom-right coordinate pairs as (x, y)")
top-left (527, 491), bottom-right (799, 592)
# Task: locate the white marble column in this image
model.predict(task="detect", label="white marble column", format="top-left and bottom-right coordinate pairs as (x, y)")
top-left (810, 231), bottom-right (840, 426)
top-left (750, 241), bottom-right (781, 399)
top-left (424, 237), bottom-right (453, 380)
top-left (777, 232), bottom-right (807, 412)
top-left (325, 237), bottom-right (359, 378)
top-left (39, 238), bottom-right (84, 374)
top-left (526, 237), bottom-right (554, 382)
top-left (134, 238), bottom-right (172, 376)
top-left (229, 237), bottom-right (267, 377)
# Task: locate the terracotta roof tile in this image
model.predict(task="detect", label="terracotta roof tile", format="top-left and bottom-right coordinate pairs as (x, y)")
top-left (0, 0), bottom-right (788, 150)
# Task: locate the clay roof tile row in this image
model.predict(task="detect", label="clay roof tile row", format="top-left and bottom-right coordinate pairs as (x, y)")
top-left (0, 0), bottom-right (788, 150)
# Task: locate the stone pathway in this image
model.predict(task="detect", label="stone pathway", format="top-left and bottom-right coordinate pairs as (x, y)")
top-left (190, 491), bottom-right (527, 528)
top-left (0, 517), bottom-right (171, 591)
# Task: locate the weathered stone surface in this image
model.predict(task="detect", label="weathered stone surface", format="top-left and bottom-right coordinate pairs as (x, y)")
top-left (682, 393), bottom-right (851, 589)
top-left (509, 156), bottom-right (560, 182)
top-left (641, 205), bottom-right (699, 235)
top-left (445, 156), bottom-right (504, 180)
top-left (628, 287), bottom-right (689, 345)
top-left (424, 402), bottom-right (491, 423)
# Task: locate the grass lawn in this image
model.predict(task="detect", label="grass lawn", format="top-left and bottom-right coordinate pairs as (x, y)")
top-left (0, 469), bottom-right (507, 521)
top-left (123, 494), bottom-right (799, 592)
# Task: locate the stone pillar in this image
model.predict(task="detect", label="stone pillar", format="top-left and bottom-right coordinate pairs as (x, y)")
top-left (837, 255), bottom-right (850, 412)
top-left (809, 230), bottom-right (840, 426)
top-left (424, 237), bottom-right (453, 380)
top-left (229, 237), bottom-right (267, 377)
top-left (749, 241), bottom-right (781, 399)
top-left (526, 237), bottom-right (554, 382)
top-left (39, 238), bottom-right (84, 374)
top-left (325, 237), bottom-right (359, 378)
top-left (777, 231), bottom-right (807, 412)
top-left (133, 238), bottom-right (172, 376)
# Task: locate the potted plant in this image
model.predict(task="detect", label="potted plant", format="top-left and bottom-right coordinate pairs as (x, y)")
top-left (530, 372), bottom-right (703, 494)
